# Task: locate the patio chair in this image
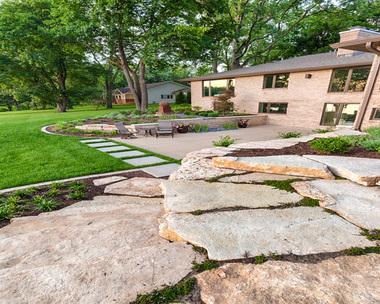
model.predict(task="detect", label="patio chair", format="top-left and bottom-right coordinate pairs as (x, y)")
top-left (115, 122), bottom-right (135, 138)
top-left (156, 120), bottom-right (175, 138)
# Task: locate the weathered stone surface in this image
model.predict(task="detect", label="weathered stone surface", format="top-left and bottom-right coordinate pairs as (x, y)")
top-left (87, 142), bottom-right (118, 148)
top-left (104, 177), bottom-right (164, 197)
top-left (80, 138), bottom-right (107, 143)
top-left (230, 129), bottom-right (365, 150)
top-left (125, 156), bottom-right (166, 166)
top-left (161, 180), bottom-right (302, 213)
top-left (0, 197), bottom-right (202, 304)
top-left (97, 146), bottom-right (131, 152)
top-left (218, 172), bottom-right (309, 183)
top-left (93, 175), bottom-right (126, 186)
top-left (142, 163), bottom-right (180, 178)
top-left (304, 155), bottom-right (380, 186)
top-left (213, 155), bottom-right (335, 179)
top-left (169, 147), bottom-right (244, 181)
top-left (109, 150), bottom-right (145, 158)
top-left (159, 207), bottom-right (372, 260)
top-left (292, 180), bottom-right (380, 230)
top-left (197, 254), bottom-right (380, 304)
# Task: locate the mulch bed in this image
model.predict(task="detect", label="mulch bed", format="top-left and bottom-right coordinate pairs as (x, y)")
top-left (229, 142), bottom-right (380, 159)
top-left (0, 170), bottom-right (153, 229)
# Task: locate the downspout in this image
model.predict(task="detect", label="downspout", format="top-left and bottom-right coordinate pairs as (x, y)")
top-left (354, 42), bottom-right (380, 130)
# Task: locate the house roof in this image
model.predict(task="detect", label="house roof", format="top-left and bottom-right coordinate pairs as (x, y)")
top-left (116, 81), bottom-right (189, 94)
top-left (330, 36), bottom-right (380, 53)
top-left (182, 51), bottom-right (374, 82)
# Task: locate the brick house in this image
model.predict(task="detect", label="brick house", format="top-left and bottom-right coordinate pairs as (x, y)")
top-left (185, 27), bottom-right (380, 130)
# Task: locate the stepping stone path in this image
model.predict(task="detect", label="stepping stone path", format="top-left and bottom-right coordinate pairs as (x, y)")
top-left (0, 195), bottom-right (202, 303)
top-left (97, 145), bottom-right (131, 152)
top-left (160, 207), bottom-right (372, 260)
top-left (104, 177), bottom-right (164, 197)
top-left (109, 150), bottom-right (145, 158)
top-left (161, 180), bottom-right (302, 213)
top-left (304, 155), bottom-right (380, 186)
top-left (93, 175), bottom-right (126, 186)
top-left (125, 156), bottom-right (167, 166)
top-left (142, 163), bottom-right (180, 178)
top-left (87, 142), bottom-right (118, 148)
top-left (196, 254), bottom-right (380, 304)
top-left (213, 155), bottom-right (335, 179)
top-left (292, 179), bottom-right (380, 230)
top-left (80, 138), bottom-right (107, 143)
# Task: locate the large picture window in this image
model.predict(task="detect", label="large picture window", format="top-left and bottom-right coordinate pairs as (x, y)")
top-left (329, 66), bottom-right (370, 93)
top-left (320, 103), bottom-right (359, 126)
top-left (258, 102), bottom-right (288, 114)
top-left (263, 74), bottom-right (289, 89)
top-left (370, 108), bottom-right (380, 120)
top-left (202, 79), bottom-right (235, 97)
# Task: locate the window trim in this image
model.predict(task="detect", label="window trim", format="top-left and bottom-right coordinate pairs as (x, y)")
top-left (328, 66), bottom-right (371, 93)
top-left (370, 108), bottom-right (380, 120)
top-left (258, 102), bottom-right (288, 115)
top-left (263, 73), bottom-right (289, 89)
top-left (202, 79), bottom-right (235, 97)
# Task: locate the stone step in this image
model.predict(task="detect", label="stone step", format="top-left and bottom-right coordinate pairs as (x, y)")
top-left (159, 207), bottom-right (373, 260)
top-left (213, 155), bottom-right (335, 179)
top-left (93, 176), bottom-right (127, 186)
top-left (292, 180), bottom-right (380, 230)
top-left (104, 177), bottom-right (164, 197)
top-left (218, 172), bottom-right (309, 183)
top-left (304, 155), bottom-right (380, 186)
top-left (161, 180), bottom-right (302, 213)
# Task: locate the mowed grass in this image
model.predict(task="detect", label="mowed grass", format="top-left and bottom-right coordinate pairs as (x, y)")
top-left (0, 104), bottom-right (159, 189)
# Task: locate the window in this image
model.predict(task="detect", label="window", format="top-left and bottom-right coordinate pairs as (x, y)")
top-left (202, 79), bottom-right (235, 96)
top-left (161, 94), bottom-right (173, 99)
top-left (263, 74), bottom-right (289, 89)
top-left (370, 108), bottom-right (380, 120)
top-left (329, 66), bottom-right (370, 93)
top-left (320, 103), bottom-right (359, 126)
top-left (258, 102), bottom-right (288, 114)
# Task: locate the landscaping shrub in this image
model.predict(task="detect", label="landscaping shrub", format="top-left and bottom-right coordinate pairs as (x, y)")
top-left (365, 127), bottom-right (380, 138)
top-left (359, 139), bottom-right (380, 151)
top-left (309, 137), bottom-right (352, 153)
top-left (193, 124), bottom-right (209, 133)
top-left (222, 122), bottom-right (238, 130)
top-left (33, 196), bottom-right (57, 212)
top-left (278, 131), bottom-right (302, 139)
top-left (213, 135), bottom-right (236, 147)
top-left (0, 203), bottom-right (16, 220)
top-left (212, 91), bottom-right (233, 114)
top-left (312, 128), bottom-right (334, 134)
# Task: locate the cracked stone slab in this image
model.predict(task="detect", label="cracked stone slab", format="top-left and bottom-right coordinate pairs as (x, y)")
top-left (87, 142), bottom-right (118, 148)
top-left (93, 176), bottom-right (127, 186)
top-left (159, 207), bottom-right (372, 260)
top-left (80, 138), bottom-right (107, 143)
top-left (213, 155), bottom-right (335, 180)
top-left (161, 180), bottom-right (302, 213)
top-left (104, 177), bottom-right (164, 197)
top-left (304, 155), bottom-right (380, 186)
top-left (0, 197), bottom-right (202, 303)
top-left (218, 172), bottom-right (309, 183)
top-left (109, 150), bottom-right (145, 158)
top-left (197, 254), bottom-right (380, 304)
top-left (97, 146), bottom-right (131, 152)
top-left (292, 180), bottom-right (380, 230)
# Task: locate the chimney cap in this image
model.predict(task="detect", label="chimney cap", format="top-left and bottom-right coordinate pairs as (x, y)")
top-left (339, 26), bottom-right (380, 36)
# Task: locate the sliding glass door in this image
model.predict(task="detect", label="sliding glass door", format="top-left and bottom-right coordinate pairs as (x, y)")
top-left (321, 103), bottom-right (359, 126)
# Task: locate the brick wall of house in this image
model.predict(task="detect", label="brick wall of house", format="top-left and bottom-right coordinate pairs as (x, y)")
top-left (191, 69), bottom-right (366, 129)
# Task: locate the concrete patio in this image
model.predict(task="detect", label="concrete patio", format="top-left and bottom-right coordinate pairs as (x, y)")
top-left (113, 124), bottom-right (312, 159)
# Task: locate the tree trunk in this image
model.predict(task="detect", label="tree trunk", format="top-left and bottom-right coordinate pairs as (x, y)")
top-left (56, 59), bottom-right (69, 112)
top-left (230, 40), bottom-right (241, 70)
top-left (56, 97), bottom-right (68, 112)
top-left (117, 39), bottom-right (142, 110)
top-left (139, 59), bottom-right (148, 112)
top-left (105, 65), bottom-right (113, 109)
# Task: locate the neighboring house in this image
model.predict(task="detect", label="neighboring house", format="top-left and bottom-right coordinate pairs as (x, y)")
top-left (113, 81), bottom-right (189, 105)
top-left (184, 27), bottom-right (380, 130)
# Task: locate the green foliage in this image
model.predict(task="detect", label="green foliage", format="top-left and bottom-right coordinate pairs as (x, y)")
top-left (193, 124), bottom-right (209, 133)
top-left (33, 196), bottom-right (57, 212)
top-left (263, 180), bottom-right (299, 193)
top-left (344, 246), bottom-right (380, 256)
top-left (255, 254), bottom-right (268, 264)
top-left (361, 229), bottom-right (380, 241)
top-left (365, 127), bottom-right (380, 138)
top-left (359, 139), bottom-right (380, 151)
top-left (134, 278), bottom-right (196, 304)
top-left (13, 188), bottom-right (36, 199)
top-left (222, 122), bottom-right (238, 130)
top-left (310, 137), bottom-right (351, 154)
top-left (192, 260), bottom-right (219, 272)
top-left (312, 128), bottom-right (334, 134)
top-left (0, 203), bottom-right (16, 220)
top-left (278, 131), bottom-right (302, 139)
top-left (46, 188), bottom-right (60, 198)
top-left (213, 135), bottom-right (236, 147)
top-left (298, 197), bottom-right (320, 207)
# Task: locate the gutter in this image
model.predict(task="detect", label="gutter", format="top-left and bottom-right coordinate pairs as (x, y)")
top-left (354, 42), bottom-right (380, 130)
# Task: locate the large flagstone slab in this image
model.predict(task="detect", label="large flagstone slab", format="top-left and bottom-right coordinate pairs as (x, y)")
top-left (159, 207), bottom-right (372, 260)
top-left (161, 180), bottom-right (302, 213)
top-left (87, 142), bottom-right (118, 148)
top-left (97, 145), bottom-right (131, 152)
top-left (125, 156), bottom-right (167, 166)
top-left (109, 150), bottom-right (145, 158)
top-left (80, 138), bottom-right (107, 143)
top-left (218, 172), bottom-right (309, 183)
top-left (197, 254), bottom-right (380, 304)
top-left (142, 163), bottom-right (180, 178)
top-left (93, 175), bottom-right (127, 186)
top-left (304, 155), bottom-right (380, 186)
top-left (0, 197), bottom-right (202, 303)
top-left (213, 155), bottom-right (334, 179)
top-left (104, 177), bottom-right (164, 197)
top-left (292, 180), bottom-right (380, 230)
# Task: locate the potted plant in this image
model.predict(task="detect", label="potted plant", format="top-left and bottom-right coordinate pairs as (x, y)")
top-left (176, 123), bottom-right (190, 133)
top-left (238, 119), bottom-right (249, 128)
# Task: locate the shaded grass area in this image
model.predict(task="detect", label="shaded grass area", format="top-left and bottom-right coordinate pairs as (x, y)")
top-left (0, 104), bottom-right (177, 189)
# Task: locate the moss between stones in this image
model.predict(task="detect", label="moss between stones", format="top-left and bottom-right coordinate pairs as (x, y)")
top-left (344, 246), bottom-right (380, 256)
top-left (192, 260), bottom-right (219, 272)
top-left (133, 277), bottom-right (196, 304)
top-left (361, 229), bottom-right (380, 241)
top-left (263, 179), bottom-right (302, 193)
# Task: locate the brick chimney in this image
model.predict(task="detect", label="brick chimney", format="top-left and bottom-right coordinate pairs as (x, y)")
top-left (337, 27), bottom-right (380, 56)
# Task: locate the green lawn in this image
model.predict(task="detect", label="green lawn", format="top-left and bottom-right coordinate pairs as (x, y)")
top-left (0, 105), bottom-right (178, 190)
